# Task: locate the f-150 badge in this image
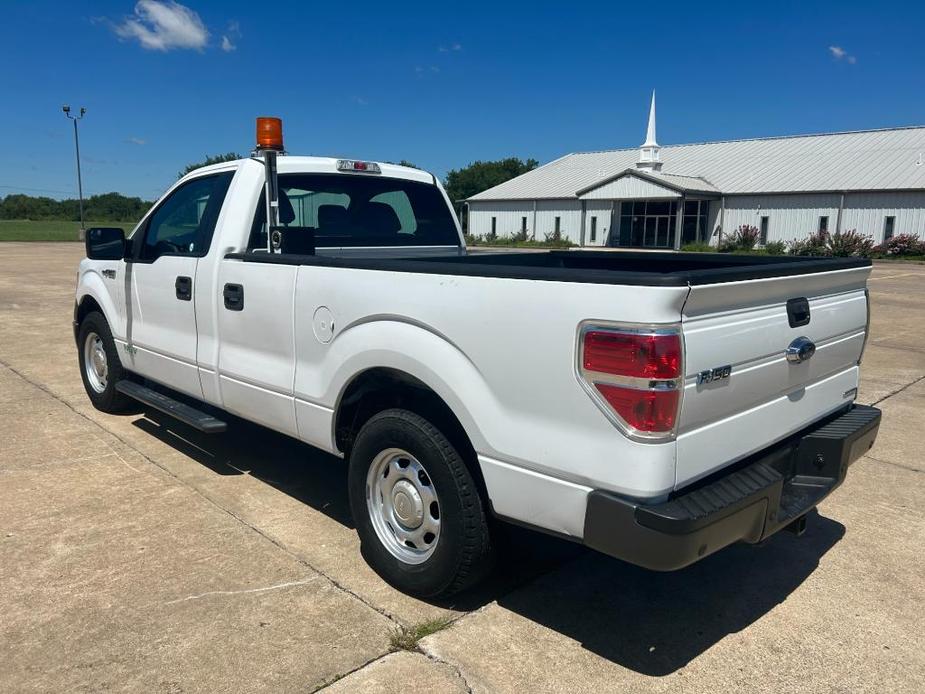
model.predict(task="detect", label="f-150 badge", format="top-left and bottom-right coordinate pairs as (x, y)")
top-left (699, 365), bottom-right (732, 384)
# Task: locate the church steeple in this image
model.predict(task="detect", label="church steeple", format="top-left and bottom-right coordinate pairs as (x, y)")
top-left (636, 91), bottom-right (662, 172)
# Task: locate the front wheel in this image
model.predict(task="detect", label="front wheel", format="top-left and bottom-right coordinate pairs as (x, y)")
top-left (348, 408), bottom-right (494, 598)
top-left (77, 311), bottom-right (134, 413)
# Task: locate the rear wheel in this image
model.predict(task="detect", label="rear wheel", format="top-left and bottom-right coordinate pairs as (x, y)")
top-left (77, 311), bottom-right (134, 413)
top-left (348, 408), bottom-right (494, 598)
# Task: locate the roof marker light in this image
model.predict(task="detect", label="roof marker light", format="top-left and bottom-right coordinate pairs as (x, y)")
top-left (337, 159), bottom-right (382, 174)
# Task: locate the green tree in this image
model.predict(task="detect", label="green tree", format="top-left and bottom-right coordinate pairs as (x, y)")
top-left (178, 152), bottom-right (243, 179)
top-left (0, 192), bottom-right (151, 222)
top-left (444, 157), bottom-right (539, 205)
top-left (383, 160), bottom-right (419, 169)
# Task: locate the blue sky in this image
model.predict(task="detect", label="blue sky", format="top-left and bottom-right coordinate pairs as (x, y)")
top-left (1, 0), bottom-right (924, 201)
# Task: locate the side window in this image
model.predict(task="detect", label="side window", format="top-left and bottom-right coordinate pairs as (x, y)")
top-left (139, 172), bottom-right (234, 261)
top-left (285, 189), bottom-right (349, 227)
top-left (370, 191), bottom-right (416, 234)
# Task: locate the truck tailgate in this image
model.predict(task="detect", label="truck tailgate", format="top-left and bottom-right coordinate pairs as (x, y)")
top-left (676, 265), bottom-right (871, 489)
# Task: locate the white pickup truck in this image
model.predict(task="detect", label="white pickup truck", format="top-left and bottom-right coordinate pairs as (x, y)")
top-left (75, 121), bottom-right (881, 597)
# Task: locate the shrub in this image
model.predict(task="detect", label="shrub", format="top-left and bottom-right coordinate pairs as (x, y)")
top-left (764, 240), bottom-right (787, 255)
top-left (788, 231), bottom-right (829, 256)
top-left (719, 224), bottom-right (760, 252)
top-left (872, 233), bottom-right (925, 257)
top-left (825, 229), bottom-right (874, 257)
top-left (544, 228), bottom-right (563, 244)
top-left (681, 242), bottom-right (715, 253)
top-left (464, 232), bottom-right (574, 248)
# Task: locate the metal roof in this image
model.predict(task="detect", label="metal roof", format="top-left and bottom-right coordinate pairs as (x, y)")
top-left (468, 126), bottom-right (925, 201)
top-left (577, 170), bottom-right (721, 197)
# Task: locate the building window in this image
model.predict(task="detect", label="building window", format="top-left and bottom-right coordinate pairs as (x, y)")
top-left (491, 216), bottom-right (497, 236)
top-left (682, 200), bottom-right (710, 245)
top-left (884, 216), bottom-right (895, 241)
top-left (521, 216), bottom-right (527, 233)
top-left (759, 216), bottom-right (769, 245)
top-left (554, 216), bottom-right (561, 234)
top-left (590, 216), bottom-right (597, 242)
top-left (819, 216), bottom-right (829, 234)
top-left (618, 200), bottom-right (679, 248)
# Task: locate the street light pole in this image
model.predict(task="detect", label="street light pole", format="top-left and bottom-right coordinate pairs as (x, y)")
top-left (62, 105), bottom-right (86, 231)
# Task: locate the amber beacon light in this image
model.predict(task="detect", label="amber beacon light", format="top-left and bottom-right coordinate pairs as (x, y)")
top-left (256, 117), bottom-right (284, 151)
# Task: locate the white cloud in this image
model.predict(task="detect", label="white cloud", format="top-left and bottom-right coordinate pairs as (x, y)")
top-left (438, 42), bottom-right (462, 52)
top-left (352, 96), bottom-right (369, 106)
top-left (114, 1), bottom-right (209, 52)
top-left (829, 45), bottom-right (857, 64)
top-left (127, 137), bottom-right (146, 145)
top-left (221, 19), bottom-right (240, 51)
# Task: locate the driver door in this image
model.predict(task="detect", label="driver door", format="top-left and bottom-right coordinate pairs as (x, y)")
top-left (124, 172), bottom-right (233, 398)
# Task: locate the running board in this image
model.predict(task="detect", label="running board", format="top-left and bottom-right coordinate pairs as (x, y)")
top-left (115, 380), bottom-right (227, 433)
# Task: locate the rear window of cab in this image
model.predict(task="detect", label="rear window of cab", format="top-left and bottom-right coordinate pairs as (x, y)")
top-left (248, 173), bottom-right (459, 250)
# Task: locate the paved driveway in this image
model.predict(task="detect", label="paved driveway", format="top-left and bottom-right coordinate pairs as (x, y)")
top-left (1, 243), bottom-right (922, 692)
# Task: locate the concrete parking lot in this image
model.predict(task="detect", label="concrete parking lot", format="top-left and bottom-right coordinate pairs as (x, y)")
top-left (1, 242), bottom-right (923, 693)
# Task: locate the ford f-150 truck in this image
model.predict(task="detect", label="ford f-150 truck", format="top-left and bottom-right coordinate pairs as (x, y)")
top-left (75, 118), bottom-right (881, 597)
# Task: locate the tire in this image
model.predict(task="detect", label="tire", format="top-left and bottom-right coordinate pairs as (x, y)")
top-left (348, 408), bottom-right (494, 598)
top-left (77, 311), bottom-right (134, 413)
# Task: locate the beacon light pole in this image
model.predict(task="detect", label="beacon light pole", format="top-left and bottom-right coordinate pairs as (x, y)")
top-left (255, 117), bottom-right (284, 253)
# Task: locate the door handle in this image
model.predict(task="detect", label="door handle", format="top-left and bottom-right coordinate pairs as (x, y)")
top-left (786, 297), bottom-right (810, 327)
top-left (175, 275), bottom-right (192, 301)
top-left (223, 283), bottom-right (244, 311)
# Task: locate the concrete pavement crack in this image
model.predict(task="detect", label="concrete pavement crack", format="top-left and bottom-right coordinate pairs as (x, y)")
top-left (869, 374), bottom-right (925, 407)
top-left (309, 651), bottom-right (393, 692)
top-left (419, 647), bottom-right (475, 694)
top-left (864, 454), bottom-right (922, 474)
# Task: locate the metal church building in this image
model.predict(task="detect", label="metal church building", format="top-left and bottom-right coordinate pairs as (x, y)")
top-left (466, 93), bottom-right (925, 249)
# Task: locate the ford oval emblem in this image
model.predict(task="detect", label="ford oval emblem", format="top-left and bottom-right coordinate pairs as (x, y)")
top-left (786, 336), bottom-right (816, 364)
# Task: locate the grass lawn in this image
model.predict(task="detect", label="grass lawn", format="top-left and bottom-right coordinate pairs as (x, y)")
top-left (0, 220), bottom-right (136, 242)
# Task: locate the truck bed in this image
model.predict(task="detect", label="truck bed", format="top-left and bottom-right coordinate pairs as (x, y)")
top-left (225, 249), bottom-right (871, 286)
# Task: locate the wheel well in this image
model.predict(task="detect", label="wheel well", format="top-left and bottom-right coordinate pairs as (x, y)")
top-left (75, 295), bottom-right (104, 343)
top-left (77, 295), bottom-right (103, 326)
top-left (335, 368), bottom-right (488, 499)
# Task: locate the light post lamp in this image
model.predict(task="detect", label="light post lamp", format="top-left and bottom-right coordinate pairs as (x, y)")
top-left (62, 105), bottom-right (86, 234)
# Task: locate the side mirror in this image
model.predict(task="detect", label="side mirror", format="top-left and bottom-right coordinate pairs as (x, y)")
top-left (85, 227), bottom-right (126, 260)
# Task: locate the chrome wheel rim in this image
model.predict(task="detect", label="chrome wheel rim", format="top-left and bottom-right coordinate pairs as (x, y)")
top-left (83, 331), bottom-right (108, 394)
top-left (366, 448), bottom-right (441, 564)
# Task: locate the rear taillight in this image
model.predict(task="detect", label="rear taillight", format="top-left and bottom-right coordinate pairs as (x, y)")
top-left (578, 325), bottom-right (683, 440)
top-left (583, 331), bottom-right (680, 379)
top-left (594, 385), bottom-right (680, 432)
